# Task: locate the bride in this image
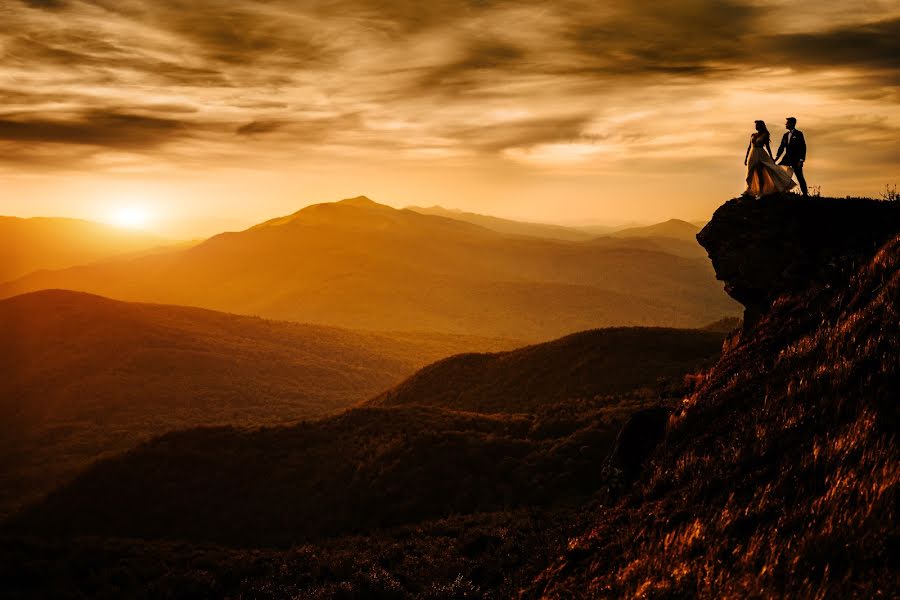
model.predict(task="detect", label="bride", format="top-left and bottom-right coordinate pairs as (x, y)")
top-left (744, 120), bottom-right (796, 197)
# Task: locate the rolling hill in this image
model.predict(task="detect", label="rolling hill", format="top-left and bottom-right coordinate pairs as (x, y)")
top-left (0, 289), bottom-right (517, 517)
top-left (2, 402), bottom-right (637, 547)
top-left (0, 313), bottom-right (729, 549)
top-left (368, 327), bottom-right (726, 413)
top-left (608, 218), bottom-right (700, 240)
top-left (0, 196), bottom-right (739, 339)
top-left (0, 216), bottom-right (174, 284)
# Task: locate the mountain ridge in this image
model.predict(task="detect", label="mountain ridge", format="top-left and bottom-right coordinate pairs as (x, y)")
top-left (367, 327), bottom-right (726, 413)
top-left (405, 204), bottom-right (597, 241)
top-left (0, 197), bottom-right (739, 339)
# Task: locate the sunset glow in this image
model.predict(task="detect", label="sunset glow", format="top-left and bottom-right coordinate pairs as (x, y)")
top-left (1, 1), bottom-right (897, 236)
top-left (110, 205), bottom-right (152, 230)
top-left (1, 2), bottom-right (897, 595)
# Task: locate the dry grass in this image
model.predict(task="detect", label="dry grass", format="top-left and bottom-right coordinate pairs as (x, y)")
top-left (532, 234), bottom-right (900, 599)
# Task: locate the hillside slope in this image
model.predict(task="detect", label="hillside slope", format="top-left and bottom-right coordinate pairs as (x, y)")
top-left (0, 290), bottom-right (516, 517)
top-left (2, 322), bottom-right (728, 547)
top-left (0, 216), bottom-right (172, 283)
top-left (369, 327), bottom-right (725, 413)
top-left (0, 197), bottom-right (738, 339)
top-left (529, 194), bottom-right (900, 598)
top-left (3, 400), bottom-right (644, 547)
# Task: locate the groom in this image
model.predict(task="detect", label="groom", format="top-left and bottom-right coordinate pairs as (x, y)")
top-left (774, 117), bottom-right (808, 196)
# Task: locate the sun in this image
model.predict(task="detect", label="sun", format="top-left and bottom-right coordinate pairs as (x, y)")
top-left (111, 205), bottom-right (152, 229)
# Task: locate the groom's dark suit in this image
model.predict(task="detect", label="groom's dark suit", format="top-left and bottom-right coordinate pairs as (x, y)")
top-left (775, 129), bottom-right (808, 196)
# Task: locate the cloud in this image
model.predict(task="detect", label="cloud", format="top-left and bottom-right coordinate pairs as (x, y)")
top-left (446, 114), bottom-right (595, 153)
top-left (0, 0), bottom-right (897, 179)
top-left (410, 39), bottom-right (529, 94)
top-left (0, 110), bottom-right (190, 148)
top-left (236, 120), bottom-right (286, 136)
top-left (766, 17), bottom-right (900, 70)
top-left (20, 0), bottom-right (67, 9)
top-left (563, 0), bottom-right (762, 76)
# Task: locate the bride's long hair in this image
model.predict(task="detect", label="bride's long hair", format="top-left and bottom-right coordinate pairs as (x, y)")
top-left (754, 120), bottom-right (770, 140)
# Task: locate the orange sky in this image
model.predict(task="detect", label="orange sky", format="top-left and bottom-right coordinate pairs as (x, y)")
top-left (1, 0), bottom-right (898, 237)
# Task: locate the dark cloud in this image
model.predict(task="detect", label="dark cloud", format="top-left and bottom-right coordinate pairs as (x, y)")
top-left (83, 0), bottom-right (333, 69)
top-left (236, 120), bottom-right (286, 136)
top-left (0, 110), bottom-right (190, 149)
top-left (233, 101), bottom-right (291, 110)
top-left (449, 114), bottom-right (595, 153)
top-left (564, 0), bottom-right (762, 76)
top-left (371, 0), bottom-right (766, 103)
top-left (4, 34), bottom-right (232, 87)
top-left (767, 17), bottom-right (900, 69)
top-left (20, 0), bottom-right (67, 10)
top-left (408, 39), bottom-right (528, 96)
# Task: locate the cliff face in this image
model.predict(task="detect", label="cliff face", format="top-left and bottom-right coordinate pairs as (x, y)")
top-left (697, 193), bottom-right (900, 329)
top-left (530, 194), bottom-right (900, 599)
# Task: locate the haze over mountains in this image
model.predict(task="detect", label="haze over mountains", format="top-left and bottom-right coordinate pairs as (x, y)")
top-left (0, 196), bottom-right (738, 339)
top-left (405, 205), bottom-right (601, 241)
top-left (0, 289), bottom-right (516, 517)
top-left (0, 216), bottom-right (173, 283)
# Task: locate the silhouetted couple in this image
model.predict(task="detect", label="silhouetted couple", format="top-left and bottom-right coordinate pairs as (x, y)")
top-left (743, 117), bottom-right (808, 198)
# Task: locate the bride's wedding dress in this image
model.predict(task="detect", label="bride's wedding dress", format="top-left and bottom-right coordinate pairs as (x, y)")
top-left (745, 134), bottom-right (796, 196)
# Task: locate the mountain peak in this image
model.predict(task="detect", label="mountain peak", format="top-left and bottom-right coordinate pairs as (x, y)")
top-left (336, 195), bottom-right (379, 207)
top-left (247, 196), bottom-right (389, 230)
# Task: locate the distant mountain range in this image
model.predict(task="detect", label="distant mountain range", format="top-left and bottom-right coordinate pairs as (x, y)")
top-left (0, 196), bottom-right (738, 339)
top-left (0, 216), bottom-right (175, 283)
top-left (608, 218), bottom-right (700, 240)
top-left (405, 206), bottom-right (703, 243)
top-left (409, 206), bottom-right (707, 259)
top-left (0, 289), bottom-right (516, 517)
top-left (405, 205), bottom-right (600, 241)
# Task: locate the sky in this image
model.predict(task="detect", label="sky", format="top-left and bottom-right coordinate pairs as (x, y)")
top-left (1, 0), bottom-right (898, 237)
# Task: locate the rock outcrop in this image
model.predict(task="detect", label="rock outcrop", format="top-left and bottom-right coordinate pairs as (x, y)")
top-left (697, 193), bottom-right (900, 330)
top-left (603, 406), bottom-right (670, 485)
top-left (529, 194), bottom-right (900, 599)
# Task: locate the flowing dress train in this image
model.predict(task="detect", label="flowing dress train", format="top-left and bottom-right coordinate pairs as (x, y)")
top-left (745, 134), bottom-right (796, 196)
